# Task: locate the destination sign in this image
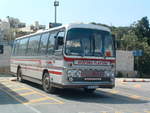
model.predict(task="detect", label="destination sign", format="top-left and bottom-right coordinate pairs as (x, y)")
top-left (74, 60), bottom-right (111, 65)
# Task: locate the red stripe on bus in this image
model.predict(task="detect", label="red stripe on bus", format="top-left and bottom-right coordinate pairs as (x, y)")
top-left (22, 67), bottom-right (62, 75)
top-left (48, 66), bottom-right (64, 70)
top-left (11, 59), bottom-right (40, 62)
top-left (48, 71), bottom-right (62, 75)
top-left (64, 57), bottom-right (116, 63)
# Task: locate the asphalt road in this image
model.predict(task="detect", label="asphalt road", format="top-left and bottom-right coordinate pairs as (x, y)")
top-left (0, 77), bottom-right (150, 113)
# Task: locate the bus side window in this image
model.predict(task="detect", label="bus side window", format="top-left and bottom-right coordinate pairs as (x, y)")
top-left (15, 40), bottom-right (20, 56)
top-left (27, 35), bottom-right (41, 56)
top-left (12, 41), bottom-right (17, 56)
top-left (39, 32), bottom-right (49, 55)
top-left (18, 38), bottom-right (28, 56)
top-left (47, 32), bottom-right (57, 55)
top-left (55, 30), bottom-right (65, 50)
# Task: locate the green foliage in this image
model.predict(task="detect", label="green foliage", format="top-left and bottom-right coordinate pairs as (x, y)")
top-left (91, 16), bottom-right (150, 77)
top-left (112, 17), bottom-right (150, 77)
top-left (132, 17), bottom-right (150, 41)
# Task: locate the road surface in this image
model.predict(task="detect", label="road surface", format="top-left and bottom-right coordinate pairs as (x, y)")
top-left (0, 77), bottom-right (150, 113)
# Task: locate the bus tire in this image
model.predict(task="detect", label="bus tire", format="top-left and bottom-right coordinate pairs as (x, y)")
top-left (42, 72), bottom-right (56, 93)
top-left (84, 88), bottom-right (96, 94)
top-left (17, 68), bottom-right (24, 82)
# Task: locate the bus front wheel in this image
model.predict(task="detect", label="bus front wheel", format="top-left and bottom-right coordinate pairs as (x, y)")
top-left (42, 72), bottom-right (56, 93)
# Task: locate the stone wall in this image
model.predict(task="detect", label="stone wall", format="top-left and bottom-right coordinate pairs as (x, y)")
top-left (0, 45), bottom-right (11, 73)
top-left (116, 50), bottom-right (136, 77)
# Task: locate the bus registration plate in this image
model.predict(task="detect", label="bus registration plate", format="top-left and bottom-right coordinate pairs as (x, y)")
top-left (84, 78), bottom-right (102, 80)
top-left (87, 86), bottom-right (99, 89)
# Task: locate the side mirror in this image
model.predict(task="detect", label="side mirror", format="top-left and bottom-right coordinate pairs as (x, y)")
top-left (54, 36), bottom-right (64, 50)
top-left (58, 36), bottom-right (64, 46)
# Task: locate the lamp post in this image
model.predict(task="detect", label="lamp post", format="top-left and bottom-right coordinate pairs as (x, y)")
top-left (54, 0), bottom-right (59, 24)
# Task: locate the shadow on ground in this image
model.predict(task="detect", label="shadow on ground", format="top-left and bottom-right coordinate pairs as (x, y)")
top-left (21, 80), bottom-right (149, 105)
top-left (0, 82), bottom-right (29, 105)
top-left (0, 73), bottom-right (14, 77)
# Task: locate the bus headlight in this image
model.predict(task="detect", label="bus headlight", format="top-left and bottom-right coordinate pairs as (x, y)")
top-left (67, 70), bottom-right (82, 77)
top-left (76, 70), bottom-right (81, 77)
top-left (105, 71), bottom-right (114, 77)
top-left (67, 70), bottom-right (75, 77)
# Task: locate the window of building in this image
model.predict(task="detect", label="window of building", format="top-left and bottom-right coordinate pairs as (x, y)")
top-left (0, 45), bottom-right (4, 54)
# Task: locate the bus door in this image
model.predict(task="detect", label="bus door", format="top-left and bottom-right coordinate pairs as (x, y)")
top-left (47, 30), bottom-right (65, 83)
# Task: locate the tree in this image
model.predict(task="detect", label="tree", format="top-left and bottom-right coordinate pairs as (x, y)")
top-left (91, 17), bottom-right (150, 77)
top-left (132, 17), bottom-right (150, 45)
top-left (130, 17), bottom-right (150, 77)
top-left (110, 17), bottom-right (150, 77)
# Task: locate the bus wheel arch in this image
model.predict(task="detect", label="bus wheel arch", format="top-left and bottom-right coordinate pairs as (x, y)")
top-left (42, 70), bottom-right (56, 93)
top-left (42, 69), bottom-right (49, 80)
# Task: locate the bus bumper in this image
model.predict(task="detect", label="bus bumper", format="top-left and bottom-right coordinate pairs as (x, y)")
top-left (52, 81), bottom-right (115, 89)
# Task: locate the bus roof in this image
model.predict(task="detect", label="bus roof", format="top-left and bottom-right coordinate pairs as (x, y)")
top-left (15, 23), bottom-right (111, 40)
top-left (67, 23), bottom-right (110, 32)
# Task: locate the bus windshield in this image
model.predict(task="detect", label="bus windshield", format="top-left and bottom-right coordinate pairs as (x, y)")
top-left (65, 28), bottom-right (114, 57)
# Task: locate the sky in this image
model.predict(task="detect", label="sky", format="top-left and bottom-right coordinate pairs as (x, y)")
top-left (0, 0), bottom-right (150, 28)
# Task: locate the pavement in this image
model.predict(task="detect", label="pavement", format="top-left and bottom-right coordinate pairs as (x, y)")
top-left (0, 76), bottom-right (150, 113)
top-left (0, 73), bottom-right (14, 77)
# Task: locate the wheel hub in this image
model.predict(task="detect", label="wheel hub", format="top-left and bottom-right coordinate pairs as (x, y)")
top-left (44, 77), bottom-right (50, 89)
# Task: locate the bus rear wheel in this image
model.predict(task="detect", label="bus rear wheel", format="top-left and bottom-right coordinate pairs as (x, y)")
top-left (17, 68), bottom-right (24, 82)
top-left (42, 72), bottom-right (56, 93)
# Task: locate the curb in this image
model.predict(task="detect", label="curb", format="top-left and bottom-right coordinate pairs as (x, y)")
top-left (123, 79), bottom-right (150, 82)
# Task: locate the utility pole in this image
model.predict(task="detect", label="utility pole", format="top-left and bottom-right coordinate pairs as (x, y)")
top-left (54, 0), bottom-right (59, 24)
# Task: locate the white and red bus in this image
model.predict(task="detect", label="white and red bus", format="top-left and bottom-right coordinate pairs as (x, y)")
top-left (10, 23), bottom-right (116, 93)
